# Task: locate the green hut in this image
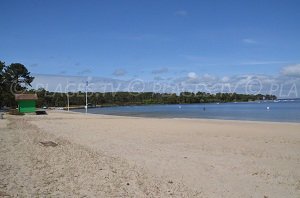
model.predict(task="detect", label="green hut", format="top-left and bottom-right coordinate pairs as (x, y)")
top-left (15, 94), bottom-right (38, 113)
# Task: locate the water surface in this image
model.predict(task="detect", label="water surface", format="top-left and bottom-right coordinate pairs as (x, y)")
top-left (72, 100), bottom-right (300, 123)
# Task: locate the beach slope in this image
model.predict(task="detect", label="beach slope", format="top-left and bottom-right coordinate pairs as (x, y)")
top-left (1, 111), bottom-right (300, 197)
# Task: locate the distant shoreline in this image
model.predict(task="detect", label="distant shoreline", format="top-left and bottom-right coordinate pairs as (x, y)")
top-left (52, 98), bottom-right (300, 111)
top-left (68, 100), bottom-right (300, 123)
top-left (59, 109), bottom-right (300, 125)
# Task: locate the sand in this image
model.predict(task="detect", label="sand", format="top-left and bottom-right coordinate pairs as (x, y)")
top-left (1, 111), bottom-right (300, 197)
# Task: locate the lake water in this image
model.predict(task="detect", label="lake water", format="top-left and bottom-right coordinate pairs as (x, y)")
top-left (72, 100), bottom-right (300, 123)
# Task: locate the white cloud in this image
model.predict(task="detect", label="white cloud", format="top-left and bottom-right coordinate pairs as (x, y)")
top-left (241, 60), bottom-right (289, 65)
top-left (202, 74), bottom-right (215, 81)
top-left (113, 68), bottom-right (127, 77)
top-left (187, 72), bottom-right (198, 79)
top-left (281, 64), bottom-right (300, 77)
top-left (31, 74), bottom-right (129, 93)
top-left (175, 10), bottom-right (188, 16)
top-left (221, 76), bottom-right (230, 83)
top-left (242, 38), bottom-right (257, 44)
top-left (152, 67), bottom-right (169, 74)
top-left (171, 73), bottom-right (300, 98)
top-left (30, 71), bottom-right (300, 98)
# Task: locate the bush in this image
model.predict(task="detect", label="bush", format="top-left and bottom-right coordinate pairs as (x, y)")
top-left (9, 109), bottom-right (25, 116)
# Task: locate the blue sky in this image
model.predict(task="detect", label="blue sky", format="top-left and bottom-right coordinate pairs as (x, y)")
top-left (1, 0), bottom-right (300, 96)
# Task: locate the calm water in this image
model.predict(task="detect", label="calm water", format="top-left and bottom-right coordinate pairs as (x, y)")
top-left (73, 100), bottom-right (300, 123)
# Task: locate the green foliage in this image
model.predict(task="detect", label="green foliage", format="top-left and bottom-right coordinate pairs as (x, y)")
top-left (0, 61), bottom-right (34, 107)
top-left (0, 61), bottom-right (5, 91)
top-left (30, 88), bottom-right (277, 108)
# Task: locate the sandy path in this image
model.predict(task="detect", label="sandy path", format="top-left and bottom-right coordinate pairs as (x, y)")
top-left (0, 115), bottom-right (198, 197)
top-left (26, 111), bottom-right (300, 198)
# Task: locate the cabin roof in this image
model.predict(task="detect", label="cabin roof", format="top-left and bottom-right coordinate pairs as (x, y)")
top-left (15, 94), bottom-right (38, 101)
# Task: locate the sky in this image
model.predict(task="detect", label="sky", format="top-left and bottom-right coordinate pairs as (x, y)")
top-left (1, 0), bottom-right (300, 97)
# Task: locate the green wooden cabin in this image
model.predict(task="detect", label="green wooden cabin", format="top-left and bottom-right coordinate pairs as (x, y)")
top-left (15, 94), bottom-right (38, 113)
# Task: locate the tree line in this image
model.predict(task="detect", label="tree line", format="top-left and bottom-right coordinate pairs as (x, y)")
top-left (0, 61), bottom-right (277, 108)
top-left (26, 89), bottom-right (276, 108)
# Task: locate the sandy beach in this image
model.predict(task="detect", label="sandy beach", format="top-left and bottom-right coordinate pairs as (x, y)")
top-left (1, 111), bottom-right (300, 197)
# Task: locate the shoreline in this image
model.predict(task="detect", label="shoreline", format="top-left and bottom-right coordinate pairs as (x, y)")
top-left (46, 100), bottom-right (276, 110)
top-left (63, 110), bottom-right (300, 125)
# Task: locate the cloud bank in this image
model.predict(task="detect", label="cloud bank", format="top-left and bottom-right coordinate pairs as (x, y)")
top-left (281, 64), bottom-right (300, 77)
top-left (31, 69), bottom-right (300, 99)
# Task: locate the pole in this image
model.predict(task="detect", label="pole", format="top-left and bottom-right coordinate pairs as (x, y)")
top-left (66, 81), bottom-right (70, 112)
top-left (85, 81), bottom-right (88, 114)
top-left (67, 92), bottom-right (69, 112)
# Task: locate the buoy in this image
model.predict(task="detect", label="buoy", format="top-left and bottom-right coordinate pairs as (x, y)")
top-left (266, 106), bottom-right (270, 110)
top-left (178, 105), bottom-right (181, 109)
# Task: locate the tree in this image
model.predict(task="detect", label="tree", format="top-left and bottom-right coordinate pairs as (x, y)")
top-left (3, 63), bottom-right (34, 90)
top-left (0, 61), bottom-right (5, 88)
top-left (0, 61), bottom-right (4, 76)
top-left (0, 61), bottom-right (5, 106)
top-left (0, 62), bottom-right (34, 107)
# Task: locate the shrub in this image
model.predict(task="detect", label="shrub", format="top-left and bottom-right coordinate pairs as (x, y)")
top-left (9, 109), bottom-right (25, 116)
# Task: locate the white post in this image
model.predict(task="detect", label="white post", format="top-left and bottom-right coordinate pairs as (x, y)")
top-left (66, 81), bottom-right (70, 112)
top-left (85, 81), bottom-right (88, 114)
top-left (67, 92), bottom-right (69, 112)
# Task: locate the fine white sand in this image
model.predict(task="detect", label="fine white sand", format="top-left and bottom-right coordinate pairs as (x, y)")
top-left (1, 111), bottom-right (300, 197)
